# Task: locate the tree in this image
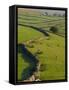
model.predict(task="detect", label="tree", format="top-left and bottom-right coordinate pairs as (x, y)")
top-left (45, 12), bottom-right (48, 16)
top-left (50, 26), bottom-right (58, 33)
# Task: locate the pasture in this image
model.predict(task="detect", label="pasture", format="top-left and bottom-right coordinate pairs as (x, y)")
top-left (17, 8), bottom-right (65, 81)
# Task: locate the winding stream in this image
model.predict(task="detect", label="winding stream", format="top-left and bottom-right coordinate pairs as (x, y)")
top-left (18, 44), bottom-right (40, 81)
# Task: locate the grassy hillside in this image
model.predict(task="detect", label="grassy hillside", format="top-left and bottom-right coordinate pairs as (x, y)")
top-left (18, 26), bottom-right (44, 80)
top-left (26, 33), bottom-right (65, 80)
top-left (17, 8), bottom-right (65, 81)
top-left (18, 26), bottom-right (44, 43)
top-left (18, 8), bottom-right (65, 36)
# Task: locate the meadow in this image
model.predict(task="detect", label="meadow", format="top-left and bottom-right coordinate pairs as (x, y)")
top-left (18, 8), bottom-right (65, 81)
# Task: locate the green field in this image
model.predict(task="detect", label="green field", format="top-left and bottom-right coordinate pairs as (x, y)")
top-left (18, 8), bottom-right (65, 81)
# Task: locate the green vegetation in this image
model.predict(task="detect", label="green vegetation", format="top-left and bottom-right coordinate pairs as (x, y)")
top-left (18, 53), bottom-right (29, 80)
top-left (18, 8), bottom-right (65, 81)
top-left (50, 26), bottom-right (58, 33)
top-left (18, 26), bottom-right (44, 43)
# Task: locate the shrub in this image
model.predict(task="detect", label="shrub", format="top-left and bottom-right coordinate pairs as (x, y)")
top-left (26, 44), bottom-right (34, 48)
top-left (40, 64), bottom-right (47, 71)
top-left (36, 49), bottom-right (43, 54)
top-left (50, 26), bottom-right (58, 33)
top-left (29, 40), bottom-right (36, 43)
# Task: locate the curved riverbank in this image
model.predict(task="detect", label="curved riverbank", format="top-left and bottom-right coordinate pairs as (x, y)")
top-left (18, 44), bottom-right (40, 81)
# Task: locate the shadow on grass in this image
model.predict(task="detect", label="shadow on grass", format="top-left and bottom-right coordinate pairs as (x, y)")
top-left (18, 44), bottom-right (39, 80)
top-left (18, 24), bottom-right (49, 36)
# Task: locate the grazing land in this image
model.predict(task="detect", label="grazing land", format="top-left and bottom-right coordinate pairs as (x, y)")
top-left (18, 8), bottom-right (65, 81)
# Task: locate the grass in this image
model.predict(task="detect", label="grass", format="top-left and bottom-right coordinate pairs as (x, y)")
top-left (18, 10), bottom-right (65, 37)
top-left (18, 53), bottom-right (29, 80)
top-left (17, 8), bottom-right (65, 81)
top-left (18, 26), bottom-right (44, 80)
top-left (27, 33), bottom-right (65, 80)
top-left (18, 26), bottom-right (44, 43)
